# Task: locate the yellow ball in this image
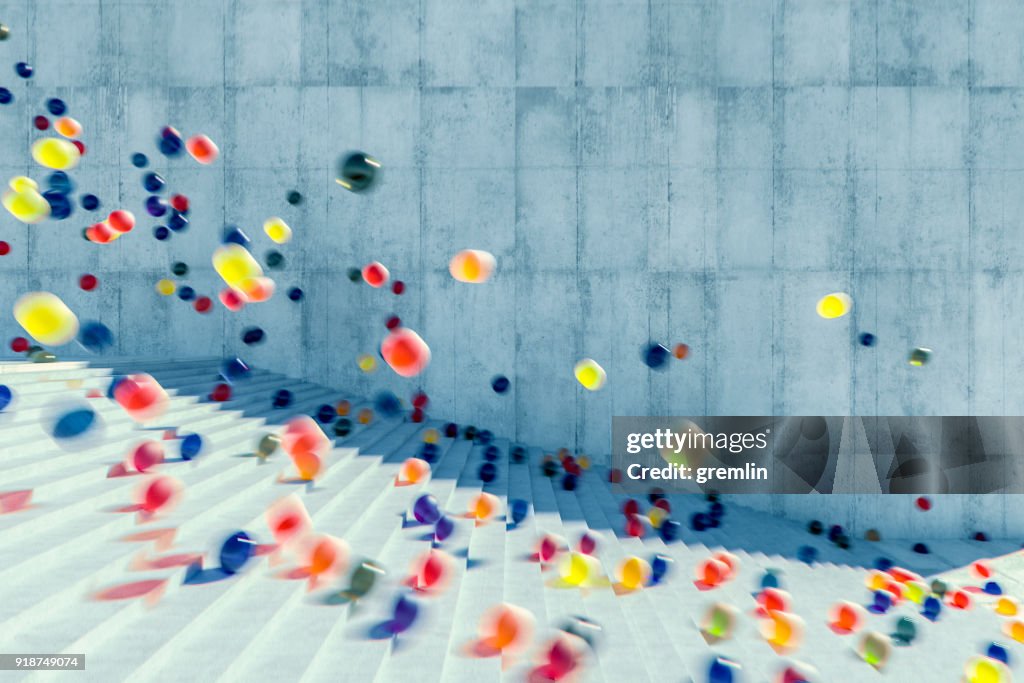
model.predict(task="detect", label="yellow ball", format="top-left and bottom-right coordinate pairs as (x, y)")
top-left (559, 552), bottom-right (594, 587)
top-left (31, 137), bottom-right (81, 170)
top-left (13, 292), bottom-right (79, 346)
top-left (618, 556), bottom-right (651, 590)
top-left (904, 581), bottom-right (927, 605)
top-left (156, 279), bottom-right (176, 296)
top-left (647, 507), bottom-right (668, 528)
top-left (3, 186), bottom-right (50, 224)
top-left (263, 217), bottom-right (292, 244)
top-left (423, 428), bottom-right (440, 444)
top-left (965, 656), bottom-right (1011, 683)
top-left (213, 243), bottom-right (263, 288)
top-left (996, 596), bottom-right (1019, 616)
top-left (816, 292), bottom-right (852, 319)
top-left (449, 249), bottom-right (497, 283)
top-left (578, 454), bottom-right (590, 469)
top-left (10, 176), bottom-right (38, 194)
top-left (357, 354), bottom-right (377, 373)
top-left (574, 358), bottom-right (607, 391)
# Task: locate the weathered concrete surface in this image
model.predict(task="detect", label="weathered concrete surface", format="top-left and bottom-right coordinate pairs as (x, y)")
top-left (1, 0), bottom-right (1022, 476)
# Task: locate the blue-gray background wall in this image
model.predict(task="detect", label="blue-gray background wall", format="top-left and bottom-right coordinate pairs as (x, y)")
top-left (1, 0), bottom-right (1022, 461)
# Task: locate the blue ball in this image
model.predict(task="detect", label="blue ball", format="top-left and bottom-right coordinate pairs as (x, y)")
top-left (220, 357), bottom-right (250, 383)
top-left (874, 557), bottom-right (893, 571)
top-left (153, 225), bottom-right (170, 241)
top-left (180, 433), bottom-right (203, 460)
top-left (219, 531), bottom-right (254, 574)
top-left (491, 375), bottom-right (510, 394)
top-left (158, 134), bottom-right (183, 157)
top-left (797, 545), bottom-right (818, 563)
top-left (242, 327), bottom-right (265, 345)
top-left (483, 445), bottom-right (499, 462)
top-left (859, 332), bottom-right (876, 347)
top-left (642, 343), bottom-right (670, 369)
top-left (479, 462), bottom-right (497, 483)
top-left (420, 442), bottom-right (439, 463)
top-left (690, 512), bottom-right (711, 531)
top-left (0, 385), bottom-right (11, 411)
top-left (561, 473), bottom-right (577, 490)
top-left (922, 595), bottom-right (942, 619)
top-left (0, 87), bottom-right (13, 104)
top-left (76, 321), bottom-right (114, 353)
top-left (223, 226), bottom-right (250, 246)
top-left (476, 429), bottom-right (494, 445)
top-left (52, 407), bottom-right (96, 440)
top-left (708, 657), bottom-right (739, 683)
top-left (984, 581), bottom-right (1003, 595)
top-left (47, 171), bottom-right (74, 194)
top-left (659, 519), bottom-right (681, 542)
top-left (651, 554), bottom-right (671, 584)
top-left (912, 542), bottom-right (930, 554)
top-left (143, 172), bottom-right (165, 193)
top-left (374, 391), bottom-right (401, 418)
top-left (15, 62), bottom-right (32, 78)
top-left (42, 190), bottom-right (72, 220)
top-left (146, 195), bottom-right (167, 217)
top-left (510, 498), bottom-right (529, 524)
top-left (315, 404), bottom-right (335, 424)
top-left (709, 501), bottom-right (725, 519)
top-left (288, 287), bottom-right (304, 302)
top-left (81, 194), bottom-right (100, 211)
top-left (177, 286), bottom-right (195, 301)
top-left (760, 570), bottom-right (781, 589)
top-left (986, 642), bottom-right (1010, 665)
top-left (131, 152), bottom-right (149, 168)
top-left (272, 389), bottom-right (293, 408)
top-left (46, 98), bottom-right (66, 116)
top-left (168, 212), bottom-right (189, 232)
top-left (870, 590), bottom-right (892, 614)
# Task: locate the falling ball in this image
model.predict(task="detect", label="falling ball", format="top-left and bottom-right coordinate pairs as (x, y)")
top-left (131, 152), bottom-right (148, 168)
top-left (77, 321), bottom-right (114, 353)
top-left (143, 172), bottom-right (165, 193)
top-left (265, 250), bottom-right (285, 269)
top-left (0, 385), bottom-right (12, 411)
top-left (381, 328), bottom-right (431, 377)
top-left (642, 343), bottom-right (670, 369)
top-left (186, 134), bottom-right (219, 164)
top-left (288, 287), bottom-right (303, 301)
top-left (909, 348), bottom-right (932, 366)
top-left (79, 274), bottom-right (98, 291)
top-left (15, 62), bottom-right (32, 78)
top-left (263, 216), bottom-right (292, 244)
top-left (362, 261), bottom-right (389, 287)
top-left (14, 291), bottom-right (79, 346)
top-left (449, 249), bottom-right (497, 284)
top-left (219, 531), bottom-right (254, 574)
top-left (272, 389), bottom-right (293, 408)
top-left (286, 190), bottom-right (303, 205)
top-left (479, 462), bottom-right (497, 483)
top-left (413, 494), bottom-right (441, 524)
top-left (0, 241), bottom-right (9, 255)
top-left (574, 358), bottom-right (606, 391)
top-left (180, 433), bottom-right (203, 460)
top-left (859, 332), bottom-right (876, 346)
top-left (242, 327), bottom-right (265, 345)
top-left (816, 292), bottom-right (852, 319)
top-left (0, 25), bottom-right (9, 41)
top-left (336, 151), bottom-right (380, 192)
top-left (672, 343), bottom-right (689, 359)
top-left (392, 280), bottom-right (405, 294)
top-left (491, 375), bottom-right (510, 394)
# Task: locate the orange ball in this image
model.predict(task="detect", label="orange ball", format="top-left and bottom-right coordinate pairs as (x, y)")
top-left (469, 492), bottom-right (499, 521)
top-left (358, 408), bottom-right (373, 425)
top-left (673, 343), bottom-right (689, 359)
top-left (186, 134), bottom-right (219, 164)
top-left (336, 400), bottom-right (351, 417)
top-left (54, 116), bottom-right (82, 138)
top-left (381, 328), bottom-right (431, 377)
top-left (829, 601), bottom-right (866, 633)
top-left (696, 558), bottom-right (729, 587)
top-left (712, 551), bottom-right (739, 579)
top-left (757, 587), bottom-right (792, 614)
top-left (480, 603), bottom-right (534, 651)
top-left (398, 457), bottom-right (430, 484)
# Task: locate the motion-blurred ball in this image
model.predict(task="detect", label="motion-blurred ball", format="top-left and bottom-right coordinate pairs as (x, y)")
top-left (336, 152), bottom-right (380, 192)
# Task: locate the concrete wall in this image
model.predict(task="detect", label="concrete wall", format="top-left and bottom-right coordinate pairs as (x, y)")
top-left (2, 0), bottom-right (1024, 470)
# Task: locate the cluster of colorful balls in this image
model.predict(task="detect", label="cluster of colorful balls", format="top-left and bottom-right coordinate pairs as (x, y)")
top-left (281, 416), bottom-right (330, 481)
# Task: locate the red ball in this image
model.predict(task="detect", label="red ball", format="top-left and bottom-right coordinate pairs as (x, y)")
top-left (33, 115), bottom-right (49, 131)
top-left (392, 280), bottom-right (405, 295)
top-left (622, 499), bottom-right (640, 516)
top-left (210, 383), bottom-right (231, 402)
top-left (412, 391), bottom-right (429, 409)
top-left (10, 337), bottom-right (28, 353)
top-left (362, 261), bottom-right (389, 288)
top-left (107, 210), bottom-right (135, 233)
top-left (194, 296), bottom-right (212, 313)
top-left (170, 194), bottom-right (190, 213)
top-left (79, 274), bottom-right (98, 291)
top-left (608, 468), bottom-right (623, 483)
top-left (72, 140), bottom-right (85, 155)
top-left (411, 408), bottom-right (425, 423)
top-left (386, 315), bottom-right (401, 330)
top-left (625, 514), bottom-right (646, 538)
top-left (654, 498), bottom-right (672, 513)
top-left (916, 496), bottom-right (932, 511)
top-left (0, 241), bottom-right (10, 256)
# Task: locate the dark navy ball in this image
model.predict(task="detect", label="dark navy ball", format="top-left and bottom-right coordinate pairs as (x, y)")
top-left (272, 389), bottom-right (293, 408)
top-left (443, 422), bottom-right (458, 438)
top-left (265, 250), bottom-right (284, 269)
top-left (287, 287), bottom-right (303, 302)
top-left (131, 152), bottom-right (149, 168)
top-left (143, 172), bottom-right (165, 193)
top-left (797, 545), bottom-right (818, 563)
top-left (177, 286), bottom-right (195, 301)
top-left (219, 531), bottom-right (254, 575)
top-left (158, 130), bottom-right (184, 156)
top-left (53, 408), bottom-right (96, 439)
top-left (859, 332), bottom-right (876, 347)
top-left (912, 542), bottom-right (929, 554)
top-left (491, 375), bottom-right (510, 394)
top-left (807, 520), bottom-right (824, 535)
top-left (420, 442), bottom-right (439, 463)
top-left (220, 357), bottom-right (250, 383)
top-left (874, 557), bottom-right (893, 571)
top-left (510, 498), bottom-right (529, 524)
top-left (242, 327), bottom-right (265, 345)
top-left (709, 501), bottom-right (725, 519)
top-left (76, 321), bottom-right (114, 353)
top-left (333, 418), bottom-right (352, 437)
top-left (171, 262), bottom-right (188, 276)
top-left (180, 433), bottom-right (203, 460)
top-left (511, 446), bottom-right (526, 463)
top-left (153, 226), bottom-right (170, 240)
top-left (223, 226), bottom-right (250, 246)
top-left (541, 459), bottom-right (558, 477)
top-left (463, 425), bottom-right (477, 441)
top-left (337, 152), bottom-right (379, 193)
top-left (168, 212), bottom-right (189, 232)
top-left (81, 194), bottom-right (100, 211)
top-left (47, 171), bottom-right (74, 194)
top-left (316, 404), bottom-right (335, 424)
top-left (0, 88), bottom-right (13, 105)
top-left (15, 62), bottom-right (32, 78)
top-left (642, 343), bottom-right (670, 369)
top-left (476, 429), bottom-right (493, 445)
top-left (561, 473), bottom-right (578, 491)
top-left (43, 190), bottom-right (72, 220)
top-left (46, 98), bottom-right (66, 116)
top-left (691, 512), bottom-right (711, 531)
top-left (286, 190), bottom-right (303, 205)
top-left (659, 519), bottom-right (680, 542)
top-left (374, 391), bottom-right (402, 418)
top-left (483, 445), bottom-right (499, 462)
top-left (651, 554), bottom-right (670, 584)
top-left (478, 462), bottom-right (497, 483)
top-left (347, 267), bottom-right (362, 282)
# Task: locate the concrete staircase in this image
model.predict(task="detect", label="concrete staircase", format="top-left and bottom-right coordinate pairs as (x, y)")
top-left (0, 359), bottom-right (1019, 682)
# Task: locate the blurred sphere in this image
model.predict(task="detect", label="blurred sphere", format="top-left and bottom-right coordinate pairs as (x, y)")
top-left (286, 190), bottom-right (303, 205)
top-left (288, 287), bottom-right (303, 301)
top-left (158, 126), bottom-right (184, 156)
top-left (131, 152), bottom-right (148, 168)
top-left (374, 391), bottom-right (402, 418)
top-left (186, 134), bottom-right (219, 164)
top-left (171, 261), bottom-right (189, 277)
top-left (242, 327), bottom-right (265, 345)
top-left (153, 226), bottom-right (170, 241)
top-left (81, 194), bottom-right (100, 211)
top-left (146, 195), bottom-right (167, 217)
top-left (449, 249), bottom-right (496, 284)
top-left (51, 404), bottom-right (99, 442)
top-left (479, 462), bottom-right (497, 483)
top-left (673, 343), bottom-right (690, 359)
top-left (381, 328), bottom-right (430, 377)
top-left (258, 433), bottom-right (281, 457)
top-left (413, 494), bottom-right (441, 524)
top-left (491, 375), bottom-right (510, 394)
top-left (143, 172), bottom-right (165, 193)
top-left (168, 212), bottom-right (189, 232)
top-left (14, 291), bottom-right (79, 346)
top-left (170, 194), bottom-right (189, 213)
top-left (15, 62), bottom-right (32, 78)
top-left (34, 115), bottom-right (50, 131)
top-left (333, 418), bottom-right (352, 437)
top-left (76, 320), bottom-right (114, 353)
top-left (0, 385), bottom-right (12, 411)
top-left (909, 347), bottom-right (932, 366)
top-left (392, 280), bottom-right (405, 295)
top-left (180, 433), bottom-right (203, 460)
top-left (46, 98), bottom-right (66, 116)
top-left (362, 261), bottom-right (389, 288)
top-left (336, 151), bottom-right (380, 192)
top-left (223, 226), bottom-right (250, 246)
top-left (156, 279), bottom-right (175, 296)
top-left (221, 357), bottom-right (251, 383)
top-left (263, 216), bottom-right (292, 244)
top-left (265, 250), bottom-right (285, 269)
top-left (0, 88), bottom-right (11, 105)
top-left (47, 171), bottom-right (74, 194)
top-left (574, 358), bottom-right (606, 391)
top-left (272, 389), bottom-right (293, 408)
top-left (177, 286), bottom-right (195, 301)
top-left (859, 332), bottom-right (876, 347)
top-left (642, 343), bottom-right (670, 369)
top-left (43, 190), bottom-right (72, 220)
top-left (0, 25), bottom-right (9, 41)
top-left (816, 292), bottom-right (852, 319)
top-left (220, 531), bottom-right (254, 574)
